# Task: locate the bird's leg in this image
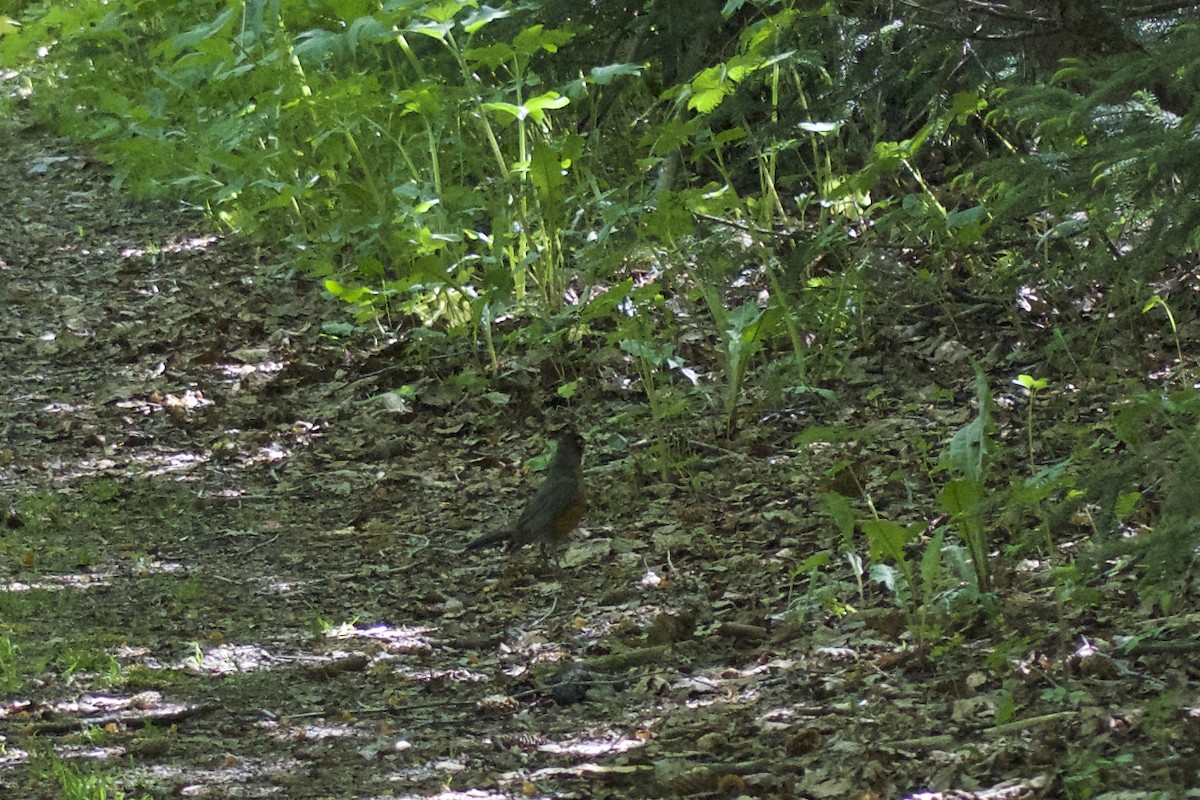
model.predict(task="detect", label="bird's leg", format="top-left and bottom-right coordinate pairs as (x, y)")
top-left (535, 543), bottom-right (564, 579)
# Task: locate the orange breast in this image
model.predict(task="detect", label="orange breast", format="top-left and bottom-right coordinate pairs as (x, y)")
top-left (550, 488), bottom-right (587, 537)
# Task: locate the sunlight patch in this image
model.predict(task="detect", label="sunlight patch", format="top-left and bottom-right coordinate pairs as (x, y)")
top-left (181, 644), bottom-right (274, 675)
top-left (537, 734), bottom-right (645, 756)
top-left (0, 571), bottom-right (113, 592)
top-left (328, 623), bottom-right (433, 652)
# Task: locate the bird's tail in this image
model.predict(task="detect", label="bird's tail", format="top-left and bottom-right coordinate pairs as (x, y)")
top-left (464, 529), bottom-right (510, 552)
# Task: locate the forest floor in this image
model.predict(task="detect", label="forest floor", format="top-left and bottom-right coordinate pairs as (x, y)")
top-left (0, 116), bottom-right (1194, 800)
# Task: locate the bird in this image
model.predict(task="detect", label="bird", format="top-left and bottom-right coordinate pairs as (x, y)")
top-left (465, 430), bottom-right (587, 562)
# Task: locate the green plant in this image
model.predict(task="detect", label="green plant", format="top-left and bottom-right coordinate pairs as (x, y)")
top-left (81, 479), bottom-right (121, 503)
top-left (1142, 294), bottom-right (1184, 379)
top-left (0, 634), bottom-right (24, 694)
top-left (617, 334), bottom-right (693, 478)
top-left (309, 615), bottom-right (334, 637)
top-left (1083, 387), bottom-right (1200, 608)
top-left (24, 748), bottom-right (151, 800)
top-left (699, 290), bottom-right (781, 433)
top-left (822, 491), bottom-right (865, 601)
top-left (937, 363), bottom-right (994, 593)
top-left (57, 646), bottom-right (121, 686)
top-left (16, 489), bottom-right (62, 531)
top-left (1061, 751), bottom-right (1135, 800)
top-left (1014, 372), bottom-right (1049, 472)
top-left (784, 551), bottom-right (848, 622)
top-left (1001, 457), bottom-right (1077, 557)
top-left (863, 522), bottom-right (969, 643)
top-left (165, 577), bottom-right (204, 616)
top-left (824, 476), bottom-right (976, 643)
top-left (185, 641), bottom-right (204, 670)
top-left (820, 365), bottom-right (1000, 640)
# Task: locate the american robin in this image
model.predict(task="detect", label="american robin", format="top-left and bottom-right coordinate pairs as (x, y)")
top-left (465, 430), bottom-right (587, 560)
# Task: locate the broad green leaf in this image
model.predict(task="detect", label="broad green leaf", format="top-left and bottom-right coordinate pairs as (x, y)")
top-left (523, 91), bottom-right (570, 124)
top-left (347, 16), bottom-right (393, 53)
top-left (409, 19), bottom-right (453, 40)
top-left (939, 478), bottom-right (983, 519)
top-left (821, 492), bottom-right (856, 546)
top-left (462, 5), bottom-right (509, 34)
top-left (722, 0), bottom-right (750, 17)
top-left (168, 7), bottom-right (235, 53)
top-left (465, 42), bottom-right (513, 68)
top-left (1115, 491), bottom-right (1141, 520)
top-left (590, 63), bottom-right (643, 83)
top-left (711, 127), bottom-right (748, 147)
top-left (797, 551), bottom-right (831, 572)
top-left (480, 101), bottom-right (521, 124)
top-left (643, 190), bottom-right (695, 241)
top-left (512, 24), bottom-right (573, 56)
top-left (620, 339), bottom-right (674, 366)
top-left (1014, 374), bottom-right (1048, 391)
top-left (870, 562), bottom-right (898, 592)
top-left (919, 527), bottom-right (946, 589)
top-left (580, 279), bottom-right (635, 321)
top-left (394, 87), bottom-right (442, 117)
top-left (420, 0), bottom-right (470, 24)
top-left (948, 90), bottom-right (986, 123)
top-left (529, 145), bottom-right (565, 194)
top-left (862, 519), bottom-right (922, 564)
top-left (946, 205), bottom-right (987, 228)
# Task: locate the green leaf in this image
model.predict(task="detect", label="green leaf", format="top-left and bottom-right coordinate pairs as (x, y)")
top-left (409, 19), bottom-right (453, 40)
top-left (1115, 491), bottom-right (1141, 521)
top-left (1014, 373), bottom-right (1048, 391)
top-left (710, 127), bottom-right (748, 147)
top-left (948, 90), bottom-right (986, 123)
top-left (480, 101), bottom-right (521, 124)
top-left (643, 190), bottom-right (695, 241)
top-left (620, 338), bottom-right (674, 366)
top-left (347, 16), bottom-right (393, 53)
top-left (167, 7), bottom-right (236, 54)
top-left (461, 5), bottom-right (509, 34)
top-left (530, 144), bottom-right (566, 228)
top-left (797, 551), bottom-right (831, 572)
top-left (419, 1), bottom-right (469, 24)
top-left (292, 28), bottom-right (344, 63)
top-left (580, 278), bottom-right (635, 321)
top-left (1141, 294), bottom-right (1166, 314)
top-left (590, 63), bottom-right (643, 84)
top-left (869, 562), bottom-right (898, 592)
top-left (902, 193), bottom-right (936, 219)
top-left (862, 519), bottom-right (922, 564)
top-left (325, 279), bottom-right (376, 305)
top-left (688, 86), bottom-right (729, 113)
top-left (522, 91), bottom-right (570, 124)
top-left (939, 478), bottom-right (983, 519)
top-left (946, 205), bottom-right (988, 228)
top-left (945, 365), bottom-right (991, 480)
top-left (919, 527), bottom-right (946, 591)
top-left (465, 42), bottom-right (513, 68)
top-left (821, 492), bottom-right (856, 547)
top-left (394, 87), bottom-right (442, 117)
top-left (512, 24), bottom-right (573, 57)
top-left (722, 0), bottom-right (750, 17)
